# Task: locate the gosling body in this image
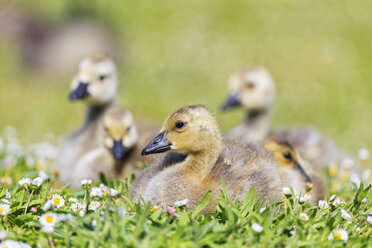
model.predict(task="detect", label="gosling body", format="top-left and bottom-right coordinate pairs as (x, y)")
top-left (131, 105), bottom-right (282, 214)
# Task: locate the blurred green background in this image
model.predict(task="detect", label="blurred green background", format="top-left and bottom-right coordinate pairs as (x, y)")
top-left (0, 0), bottom-right (371, 154)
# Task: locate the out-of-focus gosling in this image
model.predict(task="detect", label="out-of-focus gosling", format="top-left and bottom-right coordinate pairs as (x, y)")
top-left (70, 107), bottom-right (159, 188)
top-left (221, 66), bottom-right (351, 170)
top-left (55, 54), bottom-right (118, 184)
top-left (264, 138), bottom-right (325, 203)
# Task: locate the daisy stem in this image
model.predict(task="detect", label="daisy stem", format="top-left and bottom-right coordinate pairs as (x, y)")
top-left (83, 189), bottom-right (87, 202)
top-left (48, 235), bottom-right (56, 248)
top-left (24, 189), bottom-right (35, 214)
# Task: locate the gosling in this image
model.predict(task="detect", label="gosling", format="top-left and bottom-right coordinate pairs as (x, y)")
top-left (70, 107), bottom-right (159, 188)
top-left (130, 105), bottom-right (282, 215)
top-left (264, 138), bottom-right (325, 202)
top-left (221, 66), bottom-right (345, 168)
top-left (55, 54), bottom-right (118, 184)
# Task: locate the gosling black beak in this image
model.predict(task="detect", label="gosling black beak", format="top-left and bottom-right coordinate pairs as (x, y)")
top-left (112, 139), bottom-right (125, 160)
top-left (295, 162), bottom-right (311, 183)
top-left (221, 93), bottom-right (242, 111)
top-left (141, 131), bottom-right (172, 156)
top-left (69, 82), bottom-right (89, 100)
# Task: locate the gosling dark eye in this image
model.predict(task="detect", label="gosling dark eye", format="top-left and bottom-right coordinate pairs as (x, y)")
top-left (175, 121), bottom-right (185, 129)
top-left (247, 81), bottom-right (255, 89)
top-left (283, 152), bottom-right (292, 160)
top-left (99, 75), bottom-right (107, 81)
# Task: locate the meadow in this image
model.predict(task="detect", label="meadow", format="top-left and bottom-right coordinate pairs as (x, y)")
top-left (0, 0), bottom-right (371, 247)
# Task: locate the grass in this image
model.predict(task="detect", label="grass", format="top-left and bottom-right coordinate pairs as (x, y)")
top-left (0, 131), bottom-right (371, 247)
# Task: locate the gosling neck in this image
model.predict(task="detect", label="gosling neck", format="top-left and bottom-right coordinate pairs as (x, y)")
top-left (244, 107), bottom-right (272, 138)
top-left (83, 101), bottom-right (114, 129)
top-left (184, 141), bottom-right (222, 178)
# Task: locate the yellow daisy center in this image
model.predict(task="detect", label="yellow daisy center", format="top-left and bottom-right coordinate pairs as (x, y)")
top-left (103, 190), bottom-right (108, 195)
top-left (0, 208), bottom-right (5, 213)
top-left (328, 165), bottom-right (338, 177)
top-left (53, 198), bottom-right (61, 205)
top-left (46, 215), bottom-right (54, 224)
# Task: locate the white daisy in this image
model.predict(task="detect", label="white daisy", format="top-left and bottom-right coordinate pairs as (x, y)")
top-left (88, 201), bottom-right (100, 211)
top-left (1, 199), bottom-right (10, 205)
top-left (328, 229), bottom-right (348, 242)
top-left (318, 200), bottom-right (329, 209)
top-left (282, 187), bottom-right (293, 196)
top-left (71, 203), bottom-right (79, 213)
top-left (299, 194), bottom-right (311, 204)
top-left (90, 187), bottom-right (103, 198)
top-left (32, 177), bottom-right (43, 187)
top-left (99, 184), bottom-right (109, 196)
top-left (0, 204), bottom-right (10, 216)
top-left (174, 199), bottom-right (189, 207)
top-left (18, 178), bottom-right (32, 187)
top-left (81, 179), bottom-right (91, 186)
top-left (42, 200), bottom-right (53, 211)
top-left (92, 220), bottom-right (97, 227)
top-left (51, 194), bottom-right (65, 208)
top-left (109, 188), bottom-right (118, 196)
top-left (79, 210), bottom-right (85, 217)
top-left (0, 240), bottom-right (31, 248)
top-left (251, 222), bottom-right (263, 233)
top-left (367, 215), bottom-right (372, 225)
top-left (39, 212), bottom-right (58, 233)
top-left (299, 213), bottom-right (309, 221)
top-left (341, 209), bottom-right (351, 220)
top-left (79, 202), bottom-right (87, 210)
top-left (358, 148), bottom-right (369, 160)
top-left (362, 197), bottom-right (367, 203)
top-left (331, 196), bottom-right (345, 207)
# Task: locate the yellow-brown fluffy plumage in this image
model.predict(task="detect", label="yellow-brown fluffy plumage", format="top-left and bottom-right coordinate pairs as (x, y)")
top-left (130, 105), bottom-right (282, 214)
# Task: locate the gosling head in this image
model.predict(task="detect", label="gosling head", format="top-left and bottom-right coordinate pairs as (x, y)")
top-left (264, 138), bottom-right (311, 183)
top-left (221, 67), bottom-right (275, 112)
top-left (141, 105), bottom-right (222, 156)
top-left (103, 107), bottom-right (138, 160)
top-left (69, 53), bottom-right (117, 105)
